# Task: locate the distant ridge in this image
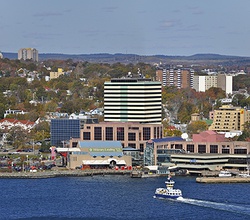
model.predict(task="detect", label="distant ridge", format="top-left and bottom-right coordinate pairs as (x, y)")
top-left (2, 52), bottom-right (250, 65)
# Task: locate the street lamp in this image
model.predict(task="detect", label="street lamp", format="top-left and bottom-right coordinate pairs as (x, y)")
top-left (32, 139), bottom-right (35, 154)
top-left (26, 155), bottom-right (29, 172)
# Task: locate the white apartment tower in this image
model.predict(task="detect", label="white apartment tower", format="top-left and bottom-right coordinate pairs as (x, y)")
top-left (104, 78), bottom-right (162, 124)
top-left (18, 48), bottom-right (38, 62)
top-left (193, 75), bottom-right (217, 92)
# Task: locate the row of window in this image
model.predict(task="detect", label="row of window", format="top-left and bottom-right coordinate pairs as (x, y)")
top-left (82, 127), bottom-right (161, 143)
top-left (172, 144), bottom-right (248, 154)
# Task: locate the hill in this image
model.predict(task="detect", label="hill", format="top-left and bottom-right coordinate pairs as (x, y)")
top-left (2, 52), bottom-right (250, 65)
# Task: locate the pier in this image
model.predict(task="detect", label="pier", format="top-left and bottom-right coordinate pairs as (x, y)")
top-left (196, 176), bottom-right (250, 183)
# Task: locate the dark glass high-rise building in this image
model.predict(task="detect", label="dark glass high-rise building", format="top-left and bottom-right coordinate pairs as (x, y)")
top-left (51, 119), bottom-right (81, 147)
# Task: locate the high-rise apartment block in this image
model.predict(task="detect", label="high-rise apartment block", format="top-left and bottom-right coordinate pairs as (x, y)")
top-left (18, 48), bottom-right (38, 61)
top-left (104, 78), bottom-right (162, 124)
top-left (209, 105), bottom-right (250, 132)
top-left (193, 74), bottom-right (233, 95)
top-left (193, 75), bottom-right (217, 92)
top-left (217, 74), bottom-right (233, 95)
top-left (156, 68), bottom-right (194, 89)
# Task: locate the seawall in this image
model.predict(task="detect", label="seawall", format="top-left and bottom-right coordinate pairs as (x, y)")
top-left (0, 170), bottom-right (131, 179)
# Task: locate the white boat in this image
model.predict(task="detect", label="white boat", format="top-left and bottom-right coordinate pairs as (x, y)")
top-left (218, 170), bottom-right (232, 177)
top-left (239, 173), bottom-right (250, 178)
top-left (154, 176), bottom-right (182, 199)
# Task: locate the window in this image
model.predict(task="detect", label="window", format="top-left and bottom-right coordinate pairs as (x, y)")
top-left (222, 149), bottom-right (230, 154)
top-left (143, 127), bottom-right (151, 141)
top-left (105, 127), bottom-right (113, 140)
top-left (210, 145), bottom-right (218, 153)
top-left (234, 149), bottom-right (247, 154)
top-left (128, 143), bottom-right (136, 148)
top-left (198, 145), bottom-right (206, 153)
top-left (117, 127), bottom-right (124, 141)
top-left (94, 127), bottom-right (102, 140)
top-left (83, 132), bottom-right (90, 140)
top-left (175, 144), bottom-right (183, 150)
top-left (140, 144), bottom-right (144, 152)
top-left (72, 142), bottom-right (78, 148)
top-left (187, 144), bottom-right (194, 153)
top-left (128, 132), bottom-right (136, 141)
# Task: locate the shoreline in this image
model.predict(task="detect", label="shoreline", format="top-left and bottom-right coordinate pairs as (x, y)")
top-left (0, 169), bottom-right (132, 179)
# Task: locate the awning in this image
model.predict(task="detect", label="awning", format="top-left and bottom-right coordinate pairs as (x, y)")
top-left (82, 159), bottom-right (126, 165)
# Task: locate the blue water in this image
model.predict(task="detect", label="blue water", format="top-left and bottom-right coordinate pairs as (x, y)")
top-left (0, 175), bottom-right (250, 220)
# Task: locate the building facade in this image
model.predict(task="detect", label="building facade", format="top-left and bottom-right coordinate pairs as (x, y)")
top-left (18, 48), bottom-right (38, 61)
top-left (193, 74), bottom-right (233, 95)
top-left (209, 105), bottom-right (249, 132)
top-left (104, 78), bottom-right (162, 124)
top-left (144, 133), bottom-right (250, 171)
top-left (217, 74), bottom-right (233, 95)
top-left (156, 68), bottom-right (194, 89)
top-left (50, 68), bottom-right (65, 80)
top-left (193, 75), bottom-right (217, 92)
top-left (70, 121), bottom-right (163, 153)
top-left (67, 141), bottom-right (132, 169)
top-left (51, 119), bottom-right (81, 147)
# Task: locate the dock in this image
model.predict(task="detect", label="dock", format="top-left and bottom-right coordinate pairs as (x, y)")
top-left (196, 176), bottom-right (250, 183)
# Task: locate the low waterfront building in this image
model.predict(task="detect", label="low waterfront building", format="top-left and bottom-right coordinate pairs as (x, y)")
top-left (169, 153), bottom-right (250, 173)
top-left (144, 132), bottom-right (250, 172)
top-left (58, 141), bottom-right (132, 169)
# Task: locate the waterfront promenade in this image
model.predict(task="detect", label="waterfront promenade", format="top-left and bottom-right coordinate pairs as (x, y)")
top-left (0, 169), bottom-right (132, 179)
top-left (196, 176), bottom-right (250, 183)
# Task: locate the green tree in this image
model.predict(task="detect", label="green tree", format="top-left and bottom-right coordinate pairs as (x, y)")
top-left (237, 122), bottom-right (250, 141)
top-left (6, 126), bottom-right (29, 149)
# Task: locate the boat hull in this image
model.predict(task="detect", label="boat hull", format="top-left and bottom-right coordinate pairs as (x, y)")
top-left (154, 193), bottom-right (181, 199)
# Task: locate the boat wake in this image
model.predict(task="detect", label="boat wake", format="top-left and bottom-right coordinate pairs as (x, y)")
top-left (176, 197), bottom-right (250, 216)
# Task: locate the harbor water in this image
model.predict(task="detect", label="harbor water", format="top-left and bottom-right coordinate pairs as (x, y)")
top-left (0, 175), bottom-right (250, 220)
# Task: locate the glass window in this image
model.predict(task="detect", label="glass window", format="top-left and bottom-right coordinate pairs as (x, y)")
top-left (140, 144), bottom-right (144, 152)
top-left (222, 149), bottom-right (230, 154)
top-left (143, 127), bottom-right (151, 141)
top-left (83, 132), bottom-right (90, 140)
top-left (198, 145), bottom-right (206, 153)
top-left (128, 132), bottom-right (136, 141)
top-left (94, 127), bottom-right (102, 140)
top-left (187, 144), bottom-right (194, 153)
top-left (175, 144), bottom-right (183, 149)
top-left (105, 127), bottom-right (113, 140)
top-left (234, 149), bottom-right (247, 154)
top-left (210, 145), bottom-right (218, 153)
top-left (117, 127), bottom-right (124, 141)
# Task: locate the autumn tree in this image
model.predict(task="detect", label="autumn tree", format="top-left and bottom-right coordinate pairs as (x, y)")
top-left (187, 121), bottom-right (208, 136)
top-left (177, 102), bottom-right (197, 123)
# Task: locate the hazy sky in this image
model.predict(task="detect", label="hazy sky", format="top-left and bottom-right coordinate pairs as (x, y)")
top-left (1, 0), bottom-right (250, 56)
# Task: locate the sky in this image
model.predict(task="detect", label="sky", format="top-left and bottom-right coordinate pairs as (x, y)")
top-left (1, 0), bottom-right (250, 56)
